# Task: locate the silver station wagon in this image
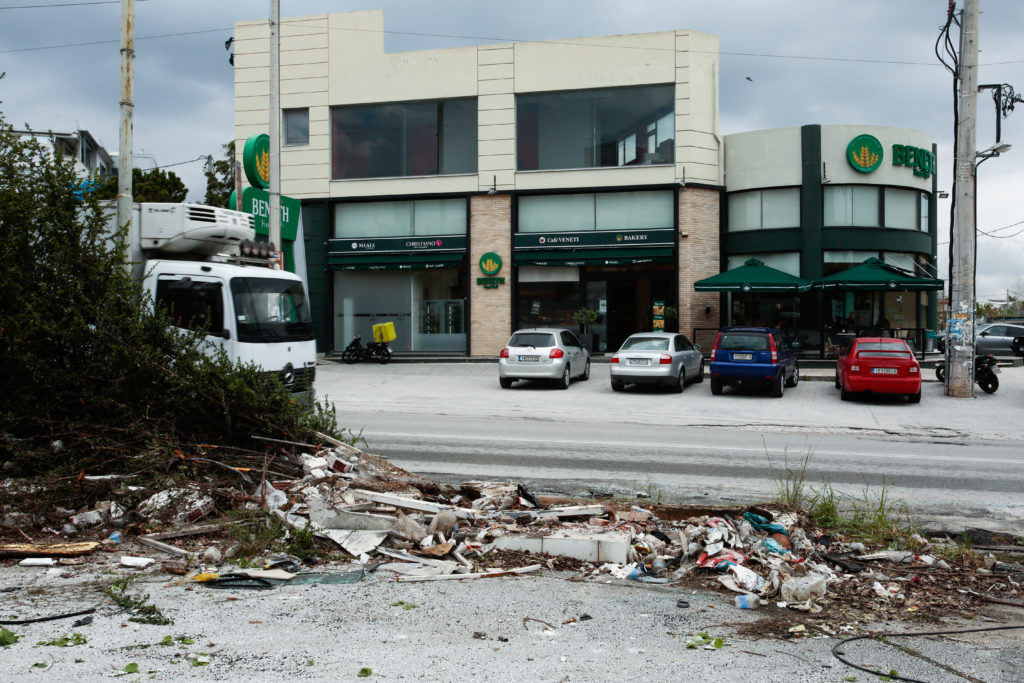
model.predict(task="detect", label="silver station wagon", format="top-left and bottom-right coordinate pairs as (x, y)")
top-left (610, 331), bottom-right (703, 392)
top-left (498, 328), bottom-right (591, 389)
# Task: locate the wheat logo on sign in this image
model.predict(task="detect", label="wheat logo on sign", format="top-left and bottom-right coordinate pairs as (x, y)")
top-left (846, 134), bottom-right (883, 173)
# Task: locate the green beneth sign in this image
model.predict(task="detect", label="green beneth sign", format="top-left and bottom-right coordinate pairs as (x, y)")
top-left (230, 187), bottom-right (301, 272)
top-left (476, 251), bottom-right (505, 288)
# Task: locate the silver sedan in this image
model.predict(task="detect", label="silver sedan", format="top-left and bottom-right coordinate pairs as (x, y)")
top-left (610, 331), bottom-right (703, 392)
top-left (498, 327), bottom-right (591, 389)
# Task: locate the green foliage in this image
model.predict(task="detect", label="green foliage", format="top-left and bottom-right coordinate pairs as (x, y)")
top-left (572, 307), bottom-right (598, 326)
top-left (105, 577), bottom-right (172, 626)
top-left (36, 632), bottom-right (88, 647)
top-left (95, 167), bottom-right (188, 203)
top-left (0, 106), bottom-right (343, 481)
top-left (0, 627), bottom-right (18, 646)
top-left (203, 140), bottom-right (235, 208)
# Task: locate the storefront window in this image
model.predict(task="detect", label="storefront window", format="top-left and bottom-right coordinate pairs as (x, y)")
top-left (824, 186), bottom-right (880, 227)
top-left (333, 269), bottom-right (466, 353)
top-left (726, 252), bottom-right (800, 276)
top-left (516, 85), bottom-right (674, 171)
top-left (884, 188), bottom-right (918, 230)
top-left (334, 198), bottom-right (466, 238)
top-left (727, 188), bottom-right (799, 231)
top-left (518, 190), bottom-right (673, 233)
top-left (517, 281), bottom-right (580, 330)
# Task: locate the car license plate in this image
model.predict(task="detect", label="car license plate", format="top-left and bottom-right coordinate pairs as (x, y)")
top-left (733, 353), bottom-right (752, 361)
top-left (628, 358), bottom-right (650, 366)
top-left (518, 355), bottom-right (539, 362)
top-left (871, 367), bottom-right (898, 374)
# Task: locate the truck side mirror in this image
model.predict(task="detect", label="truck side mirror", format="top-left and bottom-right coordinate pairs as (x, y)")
top-left (212, 328), bottom-right (231, 340)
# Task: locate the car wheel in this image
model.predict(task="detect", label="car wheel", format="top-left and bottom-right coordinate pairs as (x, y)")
top-left (840, 385), bottom-right (852, 401)
top-left (499, 377), bottom-right (513, 389)
top-left (580, 359), bottom-right (591, 381)
top-left (557, 366), bottom-right (570, 390)
top-left (611, 381), bottom-right (625, 392)
top-left (695, 360), bottom-right (705, 383)
top-left (935, 364), bottom-right (945, 382)
top-left (785, 363), bottom-right (799, 388)
top-left (834, 372), bottom-right (841, 390)
top-left (979, 374), bottom-right (999, 394)
top-left (710, 377), bottom-right (722, 395)
top-left (907, 390), bottom-right (921, 404)
top-left (770, 372), bottom-right (784, 398)
top-left (672, 368), bottom-right (685, 394)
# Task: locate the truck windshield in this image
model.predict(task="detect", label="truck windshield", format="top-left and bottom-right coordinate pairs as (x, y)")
top-left (231, 277), bottom-right (315, 343)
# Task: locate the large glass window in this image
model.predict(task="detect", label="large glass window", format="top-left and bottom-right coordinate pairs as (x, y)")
top-left (518, 190), bottom-right (673, 233)
top-left (824, 186), bottom-right (880, 227)
top-left (333, 269), bottom-right (465, 353)
top-left (727, 252), bottom-right (800, 276)
top-left (516, 85), bottom-right (674, 171)
top-left (727, 189), bottom-right (800, 231)
top-left (331, 98), bottom-right (477, 179)
top-left (334, 198), bottom-right (466, 238)
top-left (884, 188), bottom-right (918, 230)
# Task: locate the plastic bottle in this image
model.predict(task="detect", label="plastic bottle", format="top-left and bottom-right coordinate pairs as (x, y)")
top-left (734, 594), bottom-right (763, 609)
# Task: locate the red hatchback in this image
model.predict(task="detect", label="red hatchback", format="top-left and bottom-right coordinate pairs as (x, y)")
top-left (835, 337), bottom-right (922, 403)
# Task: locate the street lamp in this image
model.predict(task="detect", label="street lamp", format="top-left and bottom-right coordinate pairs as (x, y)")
top-left (976, 142), bottom-right (1012, 164)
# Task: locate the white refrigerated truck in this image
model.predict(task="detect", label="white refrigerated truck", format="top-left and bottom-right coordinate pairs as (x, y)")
top-left (115, 202), bottom-right (317, 394)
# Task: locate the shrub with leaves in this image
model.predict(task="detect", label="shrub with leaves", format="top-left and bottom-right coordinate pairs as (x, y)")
top-left (0, 101), bottom-right (341, 486)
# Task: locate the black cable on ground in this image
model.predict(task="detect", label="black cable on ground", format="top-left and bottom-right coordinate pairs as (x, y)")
top-left (831, 623), bottom-right (1024, 683)
top-left (0, 606), bottom-right (96, 625)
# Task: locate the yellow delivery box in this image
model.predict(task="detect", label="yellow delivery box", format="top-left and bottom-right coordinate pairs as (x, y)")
top-left (373, 321), bottom-right (397, 343)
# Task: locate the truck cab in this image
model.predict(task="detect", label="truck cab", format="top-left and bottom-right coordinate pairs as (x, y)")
top-left (122, 203), bottom-right (317, 395)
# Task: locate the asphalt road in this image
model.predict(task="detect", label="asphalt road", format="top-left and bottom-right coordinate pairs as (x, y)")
top-left (317, 360), bottom-right (1024, 536)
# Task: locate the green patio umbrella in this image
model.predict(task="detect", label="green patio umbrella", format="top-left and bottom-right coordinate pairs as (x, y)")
top-left (693, 257), bottom-right (813, 293)
top-left (814, 257), bottom-right (943, 290)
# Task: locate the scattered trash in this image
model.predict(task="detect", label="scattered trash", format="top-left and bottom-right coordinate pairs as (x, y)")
top-left (120, 556), bottom-right (155, 569)
top-left (734, 594), bottom-right (764, 609)
top-left (18, 558), bottom-right (56, 567)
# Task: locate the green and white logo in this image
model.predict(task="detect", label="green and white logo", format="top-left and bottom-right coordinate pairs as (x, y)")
top-left (479, 252), bottom-right (502, 276)
top-left (242, 134), bottom-right (271, 189)
top-left (846, 134), bottom-right (884, 173)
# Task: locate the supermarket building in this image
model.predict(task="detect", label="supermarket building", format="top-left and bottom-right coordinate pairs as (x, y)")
top-left (233, 9), bottom-right (938, 356)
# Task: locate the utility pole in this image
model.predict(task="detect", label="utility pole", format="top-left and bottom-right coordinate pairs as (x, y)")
top-left (947, 0), bottom-right (980, 397)
top-left (116, 0), bottom-right (134, 233)
top-left (268, 0), bottom-right (281, 252)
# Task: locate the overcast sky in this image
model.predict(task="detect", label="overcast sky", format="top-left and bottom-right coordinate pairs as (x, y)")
top-left (2, 0), bottom-right (1023, 300)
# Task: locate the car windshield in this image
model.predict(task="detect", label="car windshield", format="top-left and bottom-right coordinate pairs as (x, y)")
top-left (231, 277), bottom-right (314, 344)
top-left (718, 333), bottom-right (769, 351)
top-left (509, 332), bottom-right (555, 348)
top-left (621, 337), bottom-right (669, 351)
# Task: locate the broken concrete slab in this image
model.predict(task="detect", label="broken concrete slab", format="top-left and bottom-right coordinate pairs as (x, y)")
top-left (492, 529), bottom-right (631, 564)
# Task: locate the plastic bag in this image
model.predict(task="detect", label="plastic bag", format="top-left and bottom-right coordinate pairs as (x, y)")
top-left (780, 573), bottom-right (827, 602)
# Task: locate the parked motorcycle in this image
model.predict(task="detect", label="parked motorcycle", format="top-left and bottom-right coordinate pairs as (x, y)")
top-left (341, 331), bottom-right (391, 364)
top-left (934, 353), bottom-right (1000, 393)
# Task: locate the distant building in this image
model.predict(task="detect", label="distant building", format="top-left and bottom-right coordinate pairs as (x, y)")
top-left (14, 128), bottom-right (116, 179)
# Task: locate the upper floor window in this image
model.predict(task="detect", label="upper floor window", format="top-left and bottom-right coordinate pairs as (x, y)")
top-left (824, 186), bottom-right (928, 231)
top-left (331, 98), bottom-right (477, 179)
top-left (516, 85), bottom-right (674, 171)
top-left (518, 190), bottom-right (673, 233)
top-left (284, 108), bottom-right (309, 145)
top-left (727, 188), bottom-right (800, 232)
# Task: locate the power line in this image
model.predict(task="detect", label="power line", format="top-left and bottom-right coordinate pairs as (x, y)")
top-left (0, 0), bottom-right (151, 9)
top-left (2, 18), bottom-right (1023, 66)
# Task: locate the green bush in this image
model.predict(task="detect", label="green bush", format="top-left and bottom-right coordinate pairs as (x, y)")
top-left (0, 104), bottom-right (339, 479)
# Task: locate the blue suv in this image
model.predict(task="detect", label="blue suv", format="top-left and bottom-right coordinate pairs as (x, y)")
top-left (709, 327), bottom-right (799, 398)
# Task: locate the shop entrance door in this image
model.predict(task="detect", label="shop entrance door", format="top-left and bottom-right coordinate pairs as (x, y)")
top-left (604, 280), bottom-right (638, 352)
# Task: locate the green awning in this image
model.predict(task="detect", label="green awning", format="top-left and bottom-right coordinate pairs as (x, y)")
top-left (814, 257), bottom-right (943, 291)
top-left (514, 248), bottom-right (673, 267)
top-left (329, 252), bottom-right (464, 271)
top-left (694, 258), bottom-right (813, 293)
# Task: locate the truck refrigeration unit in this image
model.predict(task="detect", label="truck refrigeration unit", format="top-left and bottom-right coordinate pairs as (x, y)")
top-left (113, 202), bottom-right (317, 395)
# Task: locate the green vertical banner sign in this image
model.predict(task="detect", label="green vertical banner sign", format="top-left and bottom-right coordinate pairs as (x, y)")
top-left (652, 300), bottom-right (665, 330)
top-left (230, 187), bottom-right (301, 272)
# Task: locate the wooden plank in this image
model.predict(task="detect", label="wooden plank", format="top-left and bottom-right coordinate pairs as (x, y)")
top-left (0, 542), bottom-right (100, 558)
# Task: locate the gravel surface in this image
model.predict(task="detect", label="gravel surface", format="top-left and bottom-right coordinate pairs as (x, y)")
top-left (3, 556), bottom-right (1023, 682)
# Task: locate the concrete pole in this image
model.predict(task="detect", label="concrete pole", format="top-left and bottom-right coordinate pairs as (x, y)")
top-left (268, 0), bottom-right (281, 253)
top-left (116, 0), bottom-right (134, 232)
top-left (947, 0), bottom-right (979, 397)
